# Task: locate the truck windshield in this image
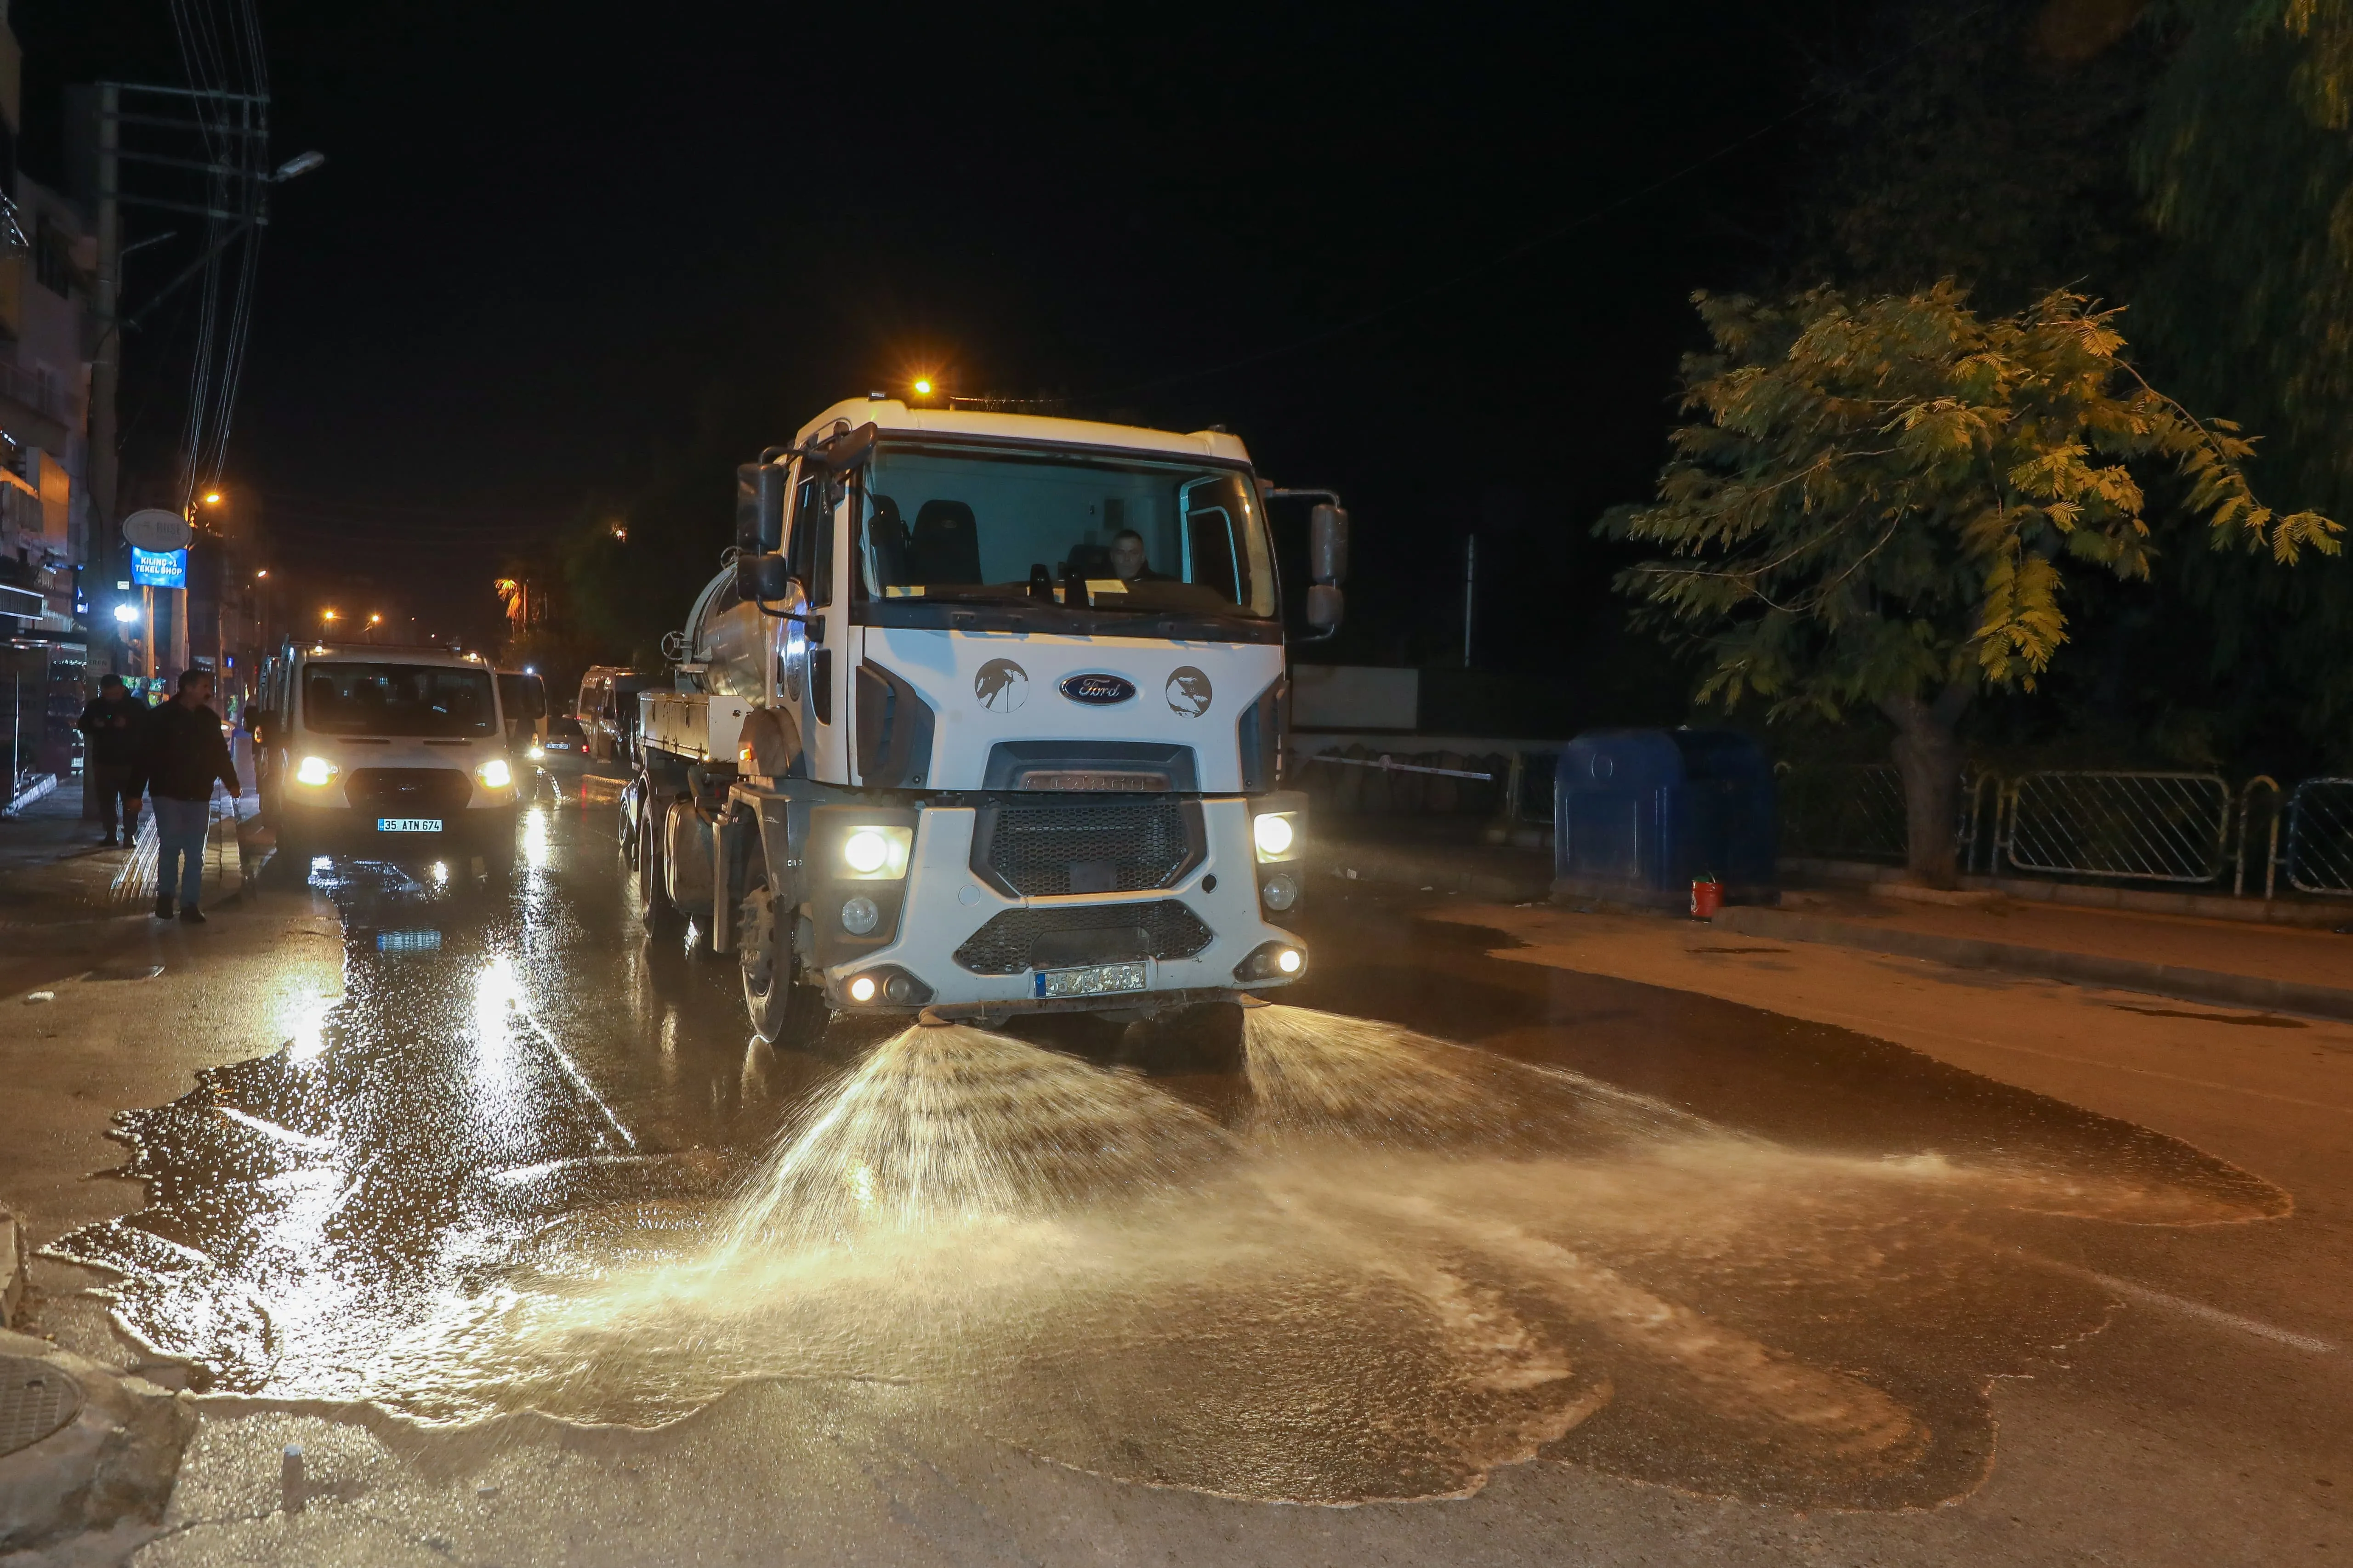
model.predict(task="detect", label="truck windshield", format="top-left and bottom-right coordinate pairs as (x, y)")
top-left (854, 443), bottom-right (1276, 618)
top-left (303, 663), bottom-right (499, 738)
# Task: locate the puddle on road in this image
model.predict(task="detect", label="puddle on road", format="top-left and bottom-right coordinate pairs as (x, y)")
top-left (46, 843), bottom-right (2290, 1511)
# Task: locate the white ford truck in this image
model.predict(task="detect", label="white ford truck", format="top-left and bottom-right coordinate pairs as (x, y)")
top-left (628, 397), bottom-right (1347, 1040)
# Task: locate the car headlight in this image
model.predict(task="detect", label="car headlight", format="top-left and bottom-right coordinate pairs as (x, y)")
top-left (527, 744), bottom-right (545, 761)
top-left (294, 755), bottom-right (338, 788)
top-left (1253, 811), bottom-right (1299, 862)
top-left (476, 758), bottom-right (514, 790)
top-left (838, 825), bottom-right (913, 879)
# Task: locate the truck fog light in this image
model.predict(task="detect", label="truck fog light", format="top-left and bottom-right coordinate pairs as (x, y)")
top-left (1234, 939), bottom-right (1308, 983)
top-left (295, 755), bottom-right (337, 787)
top-left (1260, 872), bottom-right (1300, 911)
top-left (1252, 812), bottom-right (1296, 860)
top-left (848, 975), bottom-right (878, 1003)
top-left (841, 894), bottom-right (880, 935)
top-left (884, 974), bottom-right (915, 1003)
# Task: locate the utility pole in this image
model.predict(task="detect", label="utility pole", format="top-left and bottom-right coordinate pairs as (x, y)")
top-left (1461, 535), bottom-right (1477, 669)
top-left (92, 84), bottom-right (121, 666)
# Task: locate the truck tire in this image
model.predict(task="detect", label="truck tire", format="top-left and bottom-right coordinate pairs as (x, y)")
top-left (635, 791), bottom-right (680, 932)
top-left (739, 884), bottom-right (813, 1046)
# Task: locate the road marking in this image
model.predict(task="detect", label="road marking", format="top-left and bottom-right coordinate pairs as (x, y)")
top-left (2072, 1267), bottom-right (2338, 1355)
top-left (514, 1008), bottom-right (638, 1150)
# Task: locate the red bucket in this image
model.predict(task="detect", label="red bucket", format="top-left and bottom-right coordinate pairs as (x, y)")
top-left (1690, 877), bottom-right (1723, 920)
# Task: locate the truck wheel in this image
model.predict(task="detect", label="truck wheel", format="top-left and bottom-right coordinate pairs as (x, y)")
top-left (636, 794), bottom-right (680, 932)
top-left (739, 885), bottom-right (812, 1046)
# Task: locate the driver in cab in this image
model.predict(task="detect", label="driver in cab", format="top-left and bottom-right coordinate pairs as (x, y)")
top-left (1109, 528), bottom-right (1171, 583)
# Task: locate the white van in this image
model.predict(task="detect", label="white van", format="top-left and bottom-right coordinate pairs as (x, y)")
top-left (260, 643), bottom-right (523, 874)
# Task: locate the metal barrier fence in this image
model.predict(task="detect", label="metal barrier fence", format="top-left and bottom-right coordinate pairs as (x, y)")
top-left (2286, 778), bottom-right (2353, 896)
top-left (2001, 771), bottom-right (2233, 884)
top-left (1778, 761), bottom-right (1908, 862)
top-left (1778, 761), bottom-right (2353, 898)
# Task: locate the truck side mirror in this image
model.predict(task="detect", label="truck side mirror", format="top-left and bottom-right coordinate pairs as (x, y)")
top-left (735, 462), bottom-right (788, 554)
top-left (1306, 583), bottom-right (1344, 633)
top-left (735, 552), bottom-right (794, 602)
top-left (1310, 503), bottom-right (1349, 585)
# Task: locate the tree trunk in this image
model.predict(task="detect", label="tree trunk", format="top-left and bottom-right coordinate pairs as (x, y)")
top-left (1878, 682), bottom-right (1972, 889)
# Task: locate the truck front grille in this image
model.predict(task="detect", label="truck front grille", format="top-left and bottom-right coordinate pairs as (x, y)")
top-left (345, 767), bottom-right (473, 816)
top-left (952, 900), bottom-right (1214, 975)
top-left (978, 799), bottom-right (1193, 896)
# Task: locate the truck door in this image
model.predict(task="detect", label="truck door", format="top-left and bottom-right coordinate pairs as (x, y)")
top-left (781, 457), bottom-right (850, 784)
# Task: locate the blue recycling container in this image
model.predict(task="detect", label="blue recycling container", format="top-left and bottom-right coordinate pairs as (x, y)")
top-left (1552, 728), bottom-right (1777, 906)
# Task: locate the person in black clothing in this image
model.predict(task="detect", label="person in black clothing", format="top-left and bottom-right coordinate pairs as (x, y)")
top-left (147, 668), bottom-right (242, 923)
top-left (1109, 528), bottom-right (1172, 582)
top-left (76, 674), bottom-right (150, 846)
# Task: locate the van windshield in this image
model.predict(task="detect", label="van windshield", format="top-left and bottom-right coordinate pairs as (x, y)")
top-left (303, 663), bottom-right (498, 738)
top-left (853, 443), bottom-right (1276, 618)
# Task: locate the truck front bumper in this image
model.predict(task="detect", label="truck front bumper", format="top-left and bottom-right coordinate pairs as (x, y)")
top-left (813, 799), bottom-right (1305, 1016)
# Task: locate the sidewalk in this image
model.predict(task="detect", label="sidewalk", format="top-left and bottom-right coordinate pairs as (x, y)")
top-left (0, 786), bottom-right (258, 1001)
top-left (1310, 827), bottom-right (2353, 1021)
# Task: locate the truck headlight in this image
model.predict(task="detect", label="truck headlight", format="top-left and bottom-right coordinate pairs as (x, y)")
top-left (294, 755), bottom-right (338, 788)
top-left (1260, 871), bottom-right (1300, 911)
top-left (1252, 811), bottom-right (1299, 862)
top-left (476, 758), bottom-right (514, 790)
top-left (841, 895), bottom-right (880, 935)
top-left (838, 825), bottom-right (913, 879)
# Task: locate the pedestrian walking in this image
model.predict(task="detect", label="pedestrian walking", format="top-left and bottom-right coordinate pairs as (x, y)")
top-left (146, 668), bottom-right (241, 923)
top-left (75, 674), bottom-right (151, 847)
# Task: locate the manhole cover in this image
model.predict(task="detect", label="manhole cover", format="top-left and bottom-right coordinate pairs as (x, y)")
top-left (83, 963), bottom-right (164, 982)
top-left (0, 1355), bottom-right (83, 1457)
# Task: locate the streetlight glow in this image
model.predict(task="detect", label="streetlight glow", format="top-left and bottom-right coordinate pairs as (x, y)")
top-left (203, 492), bottom-right (223, 505)
top-left (113, 603), bottom-right (140, 625)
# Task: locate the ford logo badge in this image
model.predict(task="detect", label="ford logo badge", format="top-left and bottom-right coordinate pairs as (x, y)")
top-left (1059, 672), bottom-right (1137, 705)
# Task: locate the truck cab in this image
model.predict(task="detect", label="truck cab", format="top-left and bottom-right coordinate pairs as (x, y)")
top-left (633, 399), bottom-right (1346, 1039)
top-left (259, 643), bottom-right (524, 876)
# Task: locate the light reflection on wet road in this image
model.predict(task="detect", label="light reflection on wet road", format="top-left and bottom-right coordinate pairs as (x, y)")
top-left (52, 772), bottom-right (2286, 1509)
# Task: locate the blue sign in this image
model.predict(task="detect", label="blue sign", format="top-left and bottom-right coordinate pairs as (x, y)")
top-left (130, 547), bottom-right (187, 589)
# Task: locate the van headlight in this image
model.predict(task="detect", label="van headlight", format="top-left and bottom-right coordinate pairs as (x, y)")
top-left (1252, 811), bottom-right (1300, 862)
top-left (294, 755), bottom-right (338, 788)
top-left (838, 825), bottom-right (914, 879)
top-left (476, 758), bottom-right (514, 790)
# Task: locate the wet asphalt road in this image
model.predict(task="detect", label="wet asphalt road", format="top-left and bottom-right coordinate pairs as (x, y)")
top-left (47, 764), bottom-right (2322, 1522)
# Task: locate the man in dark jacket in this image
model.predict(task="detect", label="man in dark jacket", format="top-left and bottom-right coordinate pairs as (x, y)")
top-left (76, 674), bottom-right (150, 846)
top-left (147, 668), bottom-right (241, 923)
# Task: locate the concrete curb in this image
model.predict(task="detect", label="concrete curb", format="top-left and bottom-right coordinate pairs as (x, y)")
top-left (0, 1206), bottom-right (23, 1329)
top-left (0, 1328), bottom-right (196, 1555)
top-left (1715, 905), bottom-right (2353, 1023)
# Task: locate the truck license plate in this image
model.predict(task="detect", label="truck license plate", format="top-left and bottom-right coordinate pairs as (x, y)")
top-left (1034, 961), bottom-right (1148, 999)
top-left (377, 817), bottom-right (443, 832)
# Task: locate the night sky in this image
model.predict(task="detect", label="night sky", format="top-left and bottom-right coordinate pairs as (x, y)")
top-left (21, 1), bottom-right (1823, 685)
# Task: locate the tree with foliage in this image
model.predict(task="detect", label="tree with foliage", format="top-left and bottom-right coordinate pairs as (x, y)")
top-left (1603, 282), bottom-right (2338, 884)
top-left (2129, 0), bottom-right (2353, 754)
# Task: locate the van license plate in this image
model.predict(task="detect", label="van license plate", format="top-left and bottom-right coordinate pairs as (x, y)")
top-left (1034, 961), bottom-right (1148, 999)
top-left (377, 818), bottom-right (442, 832)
